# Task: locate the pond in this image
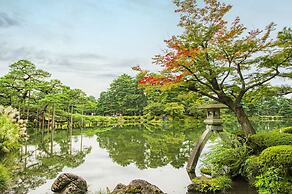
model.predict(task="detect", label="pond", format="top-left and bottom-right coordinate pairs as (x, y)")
top-left (4, 120), bottom-right (291, 194)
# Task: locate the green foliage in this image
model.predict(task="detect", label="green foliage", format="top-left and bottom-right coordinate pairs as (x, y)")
top-left (140, 81), bottom-right (205, 118)
top-left (249, 132), bottom-right (292, 153)
top-left (0, 164), bottom-right (11, 191)
top-left (243, 156), bottom-right (261, 184)
top-left (0, 60), bottom-right (98, 129)
top-left (277, 126), bottom-right (292, 134)
top-left (244, 145), bottom-right (292, 191)
top-left (259, 145), bottom-right (292, 168)
top-left (164, 102), bottom-right (185, 118)
top-left (255, 167), bottom-right (292, 194)
top-left (244, 95), bottom-right (292, 118)
top-left (141, 0), bottom-right (292, 135)
top-left (200, 166), bottom-right (212, 175)
top-left (203, 132), bottom-right (250, 177)
top-left (190, 176), bottom-right (232, 193)
top-left (0, 114), bottom-right (22, 153)
top-left (144, 102), bottom-right (165, 116)
top-left (96, 74), bottom-right (147, 116)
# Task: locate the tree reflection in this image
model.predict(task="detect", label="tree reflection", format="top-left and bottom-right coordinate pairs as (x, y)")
top-left (4, 130), bottom-right (91, 194)
top-left (96, 123), bottom-right (204, 169)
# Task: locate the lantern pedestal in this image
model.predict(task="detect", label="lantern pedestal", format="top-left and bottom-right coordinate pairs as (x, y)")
top-left (186, 104), bottom-right (227, 178)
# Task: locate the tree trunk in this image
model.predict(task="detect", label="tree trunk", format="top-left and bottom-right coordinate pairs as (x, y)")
top-left (42, 112), bottom-right (45, 131)
top-left (52, 104), bottom-right (55, 130)
top-left (234, 105), bottom-right (256, 136)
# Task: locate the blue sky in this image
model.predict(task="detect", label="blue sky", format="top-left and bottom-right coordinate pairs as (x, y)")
top-left (0, 0), bottom-right (291, 97)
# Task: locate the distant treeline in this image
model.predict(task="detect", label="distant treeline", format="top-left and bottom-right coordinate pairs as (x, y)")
top-left (0, 60), bottom-right (290, 130)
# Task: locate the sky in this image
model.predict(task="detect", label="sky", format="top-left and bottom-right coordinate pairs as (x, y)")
top-left (0, 0), bottom-right (291, 97)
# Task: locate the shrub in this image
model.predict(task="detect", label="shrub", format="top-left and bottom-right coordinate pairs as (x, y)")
top-left (248, 132), bottom-right (292, 154)
top-left (244, 145), bottom-right (292, 187)
top-left (0, 115), bottom-right (22, 154)
top-left (255, 167), bottom-right (292, 194)
top-left (259, 145), bottom-right (292, 168)
top-left (243, 155), bottom-right (261, 184)
top-left (0, 164), bottom-right (10, 191)
top-left (203, 132), bottom-right (250, 177)
top-left (200, 166), bottom-right (212, 175)
top-left (277, 126), bottom-right (292, 134)
top-left (189, 176), bottom-right (232, 193)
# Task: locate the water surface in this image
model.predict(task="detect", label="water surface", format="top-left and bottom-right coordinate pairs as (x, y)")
top-left (5, 120), bottom-right (290, 194)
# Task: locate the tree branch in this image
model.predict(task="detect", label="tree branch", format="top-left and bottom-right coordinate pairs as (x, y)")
top-left (187, 82), bottom-right (220, 101)
top-left (180, 64), bottom-right (219, 95)
top-left (220, 48), bottom-right (233, 86)
top-left (246, 69), bottom-right (280, 91)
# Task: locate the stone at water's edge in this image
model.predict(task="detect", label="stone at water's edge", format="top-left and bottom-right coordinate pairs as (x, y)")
top-left (111, 179), bottom-right (166, 194)
top-left (51, 173), bottom-right (87, 194)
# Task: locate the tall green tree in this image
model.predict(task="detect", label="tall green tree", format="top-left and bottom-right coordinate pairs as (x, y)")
top-left (0, 60), bottom-right (50, 117)
top-left (139, 0), bottom-right (292, 135)
top-left (0, 60), bottom-right (98, 128)
top-left (97, 74), bottom-right (147, 116)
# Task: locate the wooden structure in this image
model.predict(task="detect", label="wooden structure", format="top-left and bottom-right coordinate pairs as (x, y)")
top-left (186, 104), bottom-right (227, 179)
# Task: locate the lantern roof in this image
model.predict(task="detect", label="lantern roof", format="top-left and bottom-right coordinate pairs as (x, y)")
top-left (198, 104), bottom-right (228, 109)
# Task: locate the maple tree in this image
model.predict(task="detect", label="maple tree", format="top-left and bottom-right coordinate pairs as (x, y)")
top-left (138, 0), bottom-right (292, 135)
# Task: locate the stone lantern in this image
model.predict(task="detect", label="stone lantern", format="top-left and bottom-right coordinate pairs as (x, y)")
top-left (186, 104), bottom-right (227, 178)
top-left (202, 104), bottom-right (227, 131)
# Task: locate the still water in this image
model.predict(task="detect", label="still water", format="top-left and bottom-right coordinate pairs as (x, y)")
top-left (5, 120), bottom-right (291, 194)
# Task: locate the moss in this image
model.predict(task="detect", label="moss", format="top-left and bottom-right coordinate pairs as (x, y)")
top-left (189, 176), bottom-right (232, 193)
top-left (248, 132), bottom-right (292, 154)
top-left (0, 164), bottom-right (10, 191)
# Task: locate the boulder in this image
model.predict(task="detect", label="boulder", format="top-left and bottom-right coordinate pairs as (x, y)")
top-left (111, 179), bottom-right (165, 194)
top-left (51, 173), bottom-right (87, 194)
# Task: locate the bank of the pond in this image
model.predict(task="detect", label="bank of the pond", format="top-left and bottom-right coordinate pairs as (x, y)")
top-left (194, 126), bottom-right (292, 194)
top-left (1, 110), bottom-right (291, 194)
top-left (31, 112), bottom-right (292, 133)
top-left (33, 113), bottom-right (202, 132)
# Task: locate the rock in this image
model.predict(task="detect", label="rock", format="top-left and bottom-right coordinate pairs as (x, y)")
top-left (111, 179), bottom-right (165, 194)
top-left (51, 173), bottom-right (87, 194)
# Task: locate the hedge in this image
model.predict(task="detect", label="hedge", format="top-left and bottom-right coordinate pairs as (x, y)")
top-left (248, 132), bottom-right (292, 154)
top-left (244, 145), bottom-right (292, 185)
top-left (259, 145), bottom-right (292, 168)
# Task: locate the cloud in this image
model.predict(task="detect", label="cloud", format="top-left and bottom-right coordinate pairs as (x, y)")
top-left (0, 12), bottom-right (20, 27)
top-left (0, 44), bottom-right (145, 96)
top-left (0, 44), bottom-right (136, 77)
top-left (0, 44), bottom-right (105, 69)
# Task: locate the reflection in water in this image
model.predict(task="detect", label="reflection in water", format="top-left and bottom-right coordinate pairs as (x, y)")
top-left (5, 129), bottom-right (91, 194)
top-left (3, 120), bottom-right (288, 194)
top-left (96, 124), bottom-right (204, 169)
